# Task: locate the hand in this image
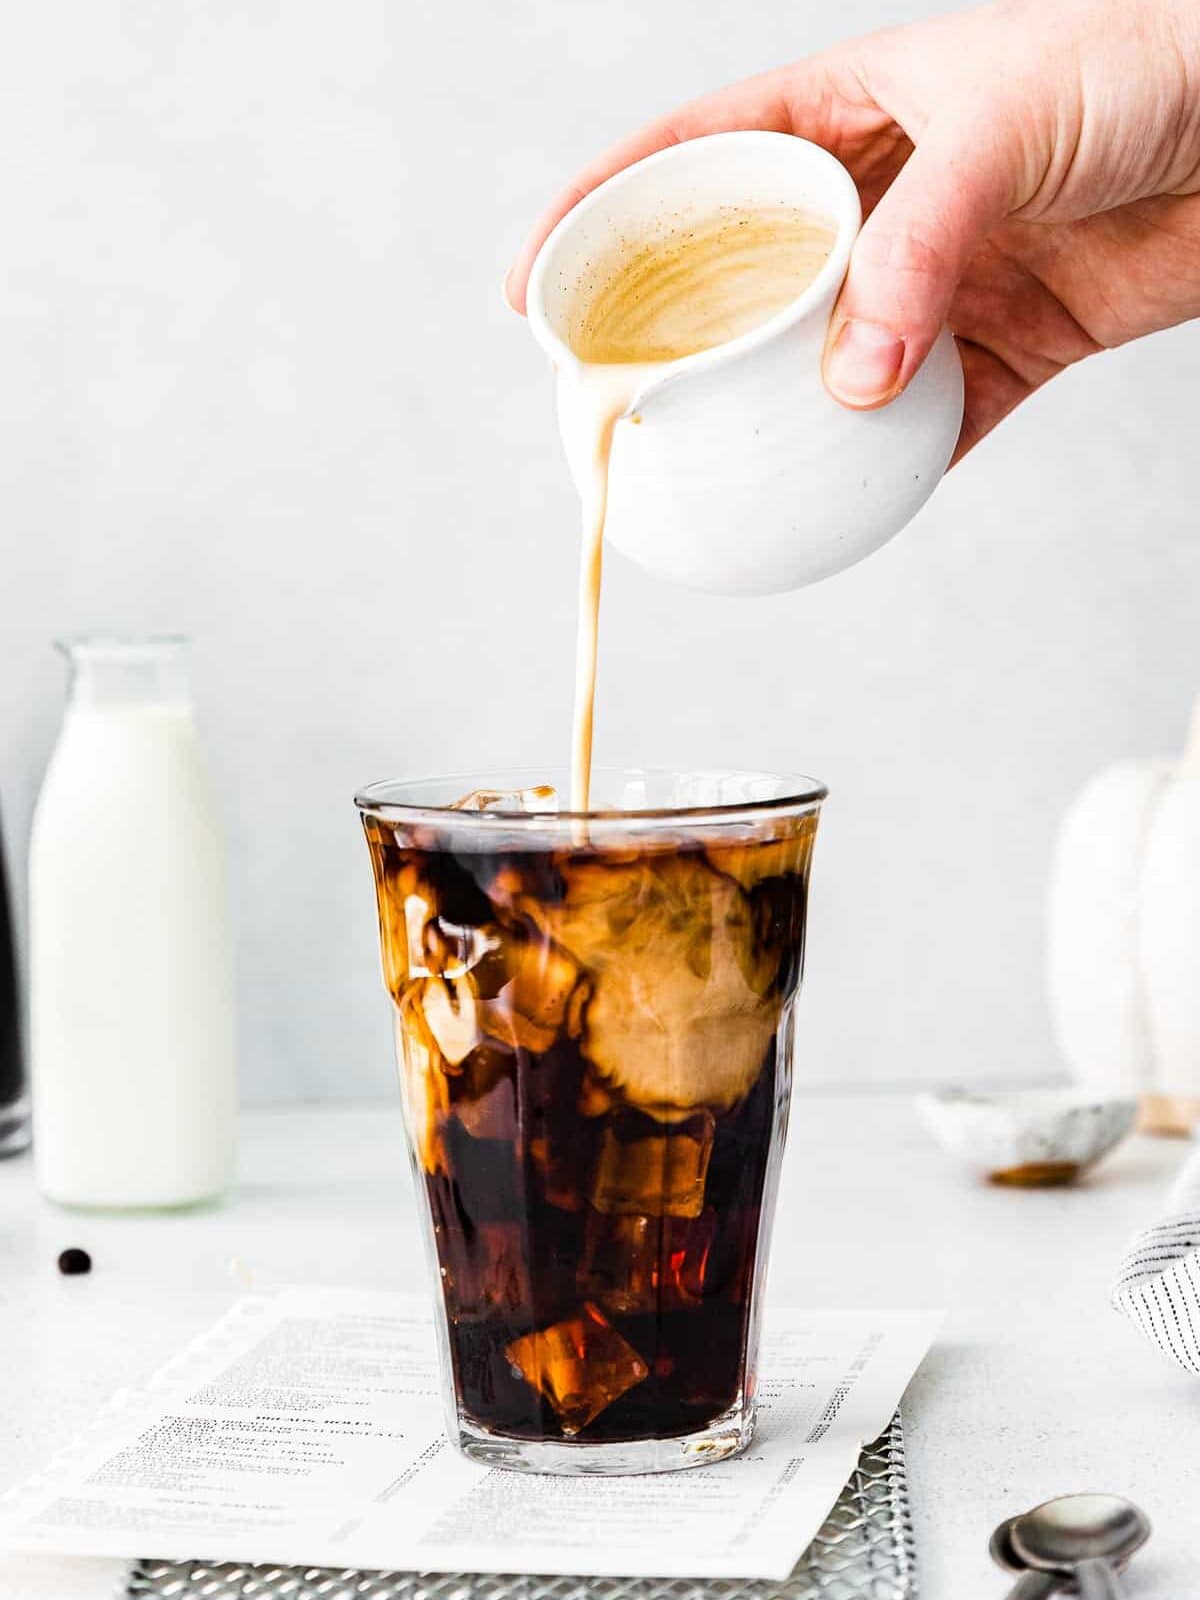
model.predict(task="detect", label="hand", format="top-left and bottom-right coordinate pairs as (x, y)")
top-left (505, 0), bottom-right (1200, 459)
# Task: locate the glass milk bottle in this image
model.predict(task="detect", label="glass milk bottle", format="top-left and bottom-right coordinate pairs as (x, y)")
top-left (30, 637), bottom-right (236, 1207)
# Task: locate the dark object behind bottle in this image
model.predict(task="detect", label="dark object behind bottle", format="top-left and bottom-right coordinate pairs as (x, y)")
top-left (0, 803), bottom-right (29, 1156)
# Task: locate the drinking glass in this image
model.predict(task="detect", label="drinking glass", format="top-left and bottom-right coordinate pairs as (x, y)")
top-left (356, 767), bottom-right (824, 1474)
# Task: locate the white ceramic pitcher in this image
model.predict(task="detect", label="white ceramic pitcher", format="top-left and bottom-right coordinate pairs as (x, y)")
top-left (527, 131), bottom-right (964, 596)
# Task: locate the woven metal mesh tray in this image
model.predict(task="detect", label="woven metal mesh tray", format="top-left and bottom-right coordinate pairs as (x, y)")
top-left (122, 1412), bottom-right (913, 1600)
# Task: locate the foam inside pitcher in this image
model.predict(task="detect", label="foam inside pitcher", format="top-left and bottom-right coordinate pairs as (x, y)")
top-left (528, 132), bottom-right (860, 363)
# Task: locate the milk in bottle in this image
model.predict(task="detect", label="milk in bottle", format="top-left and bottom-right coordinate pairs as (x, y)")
top-left (29, 636), bottom-right (236, 1207)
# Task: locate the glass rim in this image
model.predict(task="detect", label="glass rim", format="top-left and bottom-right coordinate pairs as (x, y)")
top-left (354, 765), bottom-right (828, 827)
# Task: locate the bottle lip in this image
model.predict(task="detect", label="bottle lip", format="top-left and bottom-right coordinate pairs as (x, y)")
top-left (56, 633), bottom-right (190, 664)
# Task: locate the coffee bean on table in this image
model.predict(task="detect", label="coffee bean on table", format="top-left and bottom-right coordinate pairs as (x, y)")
top-left (57, 1247), bottom-right (92, 1276)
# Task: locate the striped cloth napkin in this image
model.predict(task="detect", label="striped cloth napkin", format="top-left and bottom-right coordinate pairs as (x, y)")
top-left (1112, 1139), bottom-right (1200, 1373)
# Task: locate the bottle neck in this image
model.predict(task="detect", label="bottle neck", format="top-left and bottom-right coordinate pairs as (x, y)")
top-left (60, 637), bottom-right (192, 713)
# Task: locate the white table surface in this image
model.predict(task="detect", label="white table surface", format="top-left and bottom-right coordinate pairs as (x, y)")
top-left (0, 1094), bottom-right (1195, 1599)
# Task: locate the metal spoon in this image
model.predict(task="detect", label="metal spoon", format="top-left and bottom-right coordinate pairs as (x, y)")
top-left (1011, 1494), bottom-right (1151, 1600)
top-left (989, 1515), bottom-right (1064, 1599)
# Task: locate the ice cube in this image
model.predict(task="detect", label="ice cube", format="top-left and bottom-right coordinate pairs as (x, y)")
top-left (546, 856), bottom-right (780, 1113)
top-left (450, 1052), bottom-right (518, 1142)
top-left (403, 893), bottom-right (506, 987)
top-left (591, 1109), bottom-right (715, 1217)
top-left (505, 1303), bottom-right (648, 1435)
top-left (393, 1006), bottom-right (451, 1175)
top-left (451, 785), bottom-right (559, 813)
top-left (418, 974), bottom-right (481, 1067)
top-left (578, 1214), bottom-right (656, 1314)
top-left (442, 1220), bottom-right (532, 1318)
top-left (522, 1044), bottom-right (594, 1211)
top-left (579, 1209), bottom-right (716, 1313)
top-left (480, 922), bottom-right (582, 1054)
top-left (439, 1113), bottom-right (522, 1222)
top-left (370, 858), bottom-right (431, 997)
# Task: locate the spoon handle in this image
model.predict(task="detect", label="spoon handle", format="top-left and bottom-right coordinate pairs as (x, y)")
top-left (1004, 1575), bottom-right (1064, 1599)
top-left (1074, 1557), bottom-right (1125, 1600)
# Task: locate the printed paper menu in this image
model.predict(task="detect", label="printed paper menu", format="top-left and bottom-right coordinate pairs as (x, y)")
top-left (0, 1288), bottom-right (939, 1580)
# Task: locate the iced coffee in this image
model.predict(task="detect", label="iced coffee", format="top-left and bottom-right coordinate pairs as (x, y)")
top-left (358, 769), bottom-right (823, 1473)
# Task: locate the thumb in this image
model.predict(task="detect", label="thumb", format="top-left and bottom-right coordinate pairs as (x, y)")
top-left (822, 117), bottom-right (1014, 408)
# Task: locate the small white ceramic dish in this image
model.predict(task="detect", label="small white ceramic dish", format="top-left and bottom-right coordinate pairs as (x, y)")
top-left (526, 130), bottom-right (964, 596)
top-left (917, 1087), bottom-right (1138, 1186)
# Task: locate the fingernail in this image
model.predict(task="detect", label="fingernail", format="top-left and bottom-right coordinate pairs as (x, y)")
top-left (824, 319), bottom-right (905, 405)
top-left (502, 269), bottom-right (520, 313)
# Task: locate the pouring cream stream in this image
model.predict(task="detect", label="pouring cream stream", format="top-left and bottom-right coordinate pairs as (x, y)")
top-left (562, 205), bottom-right (836, 809)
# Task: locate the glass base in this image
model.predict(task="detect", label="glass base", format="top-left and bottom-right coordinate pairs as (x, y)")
top-left (456, 1398), bottom-right (754, 1475)
top-left (0, 1093), bottom-right (30, 1158)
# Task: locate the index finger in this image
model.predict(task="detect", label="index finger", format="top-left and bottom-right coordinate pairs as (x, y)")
top-left (503, 60), bottom-right (845, 314)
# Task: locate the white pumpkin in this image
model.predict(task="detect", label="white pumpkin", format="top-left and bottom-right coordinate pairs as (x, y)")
top-left (1048, 699), bottom-right (1200, 1129)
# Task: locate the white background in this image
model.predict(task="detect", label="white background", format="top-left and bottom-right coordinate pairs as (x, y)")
top-left (1, 0), bottom-right (1197, 1103)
